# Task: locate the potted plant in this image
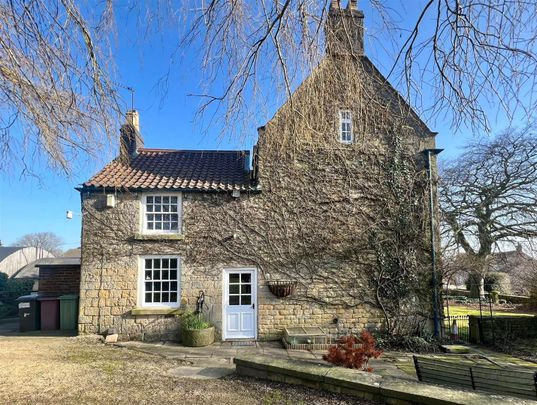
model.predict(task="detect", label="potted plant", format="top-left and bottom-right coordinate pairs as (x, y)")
top-left (180, 311), bottom-right (215, 347)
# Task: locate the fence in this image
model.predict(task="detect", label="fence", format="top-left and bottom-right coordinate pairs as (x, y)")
top-left (442, 315), bottom-right (470, 342)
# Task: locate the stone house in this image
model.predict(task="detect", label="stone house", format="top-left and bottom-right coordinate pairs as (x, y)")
top-left (78, 1), bottom-right (439, 341)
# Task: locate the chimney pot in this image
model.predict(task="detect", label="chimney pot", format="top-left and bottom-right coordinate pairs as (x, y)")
top-left (126, 110), bottom-right (140, 132)
top-left (325, 0), bottom-right (364, 56)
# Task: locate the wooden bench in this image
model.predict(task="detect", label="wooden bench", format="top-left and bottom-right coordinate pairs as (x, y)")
top-left (413, 355), bottom-right (537, 401)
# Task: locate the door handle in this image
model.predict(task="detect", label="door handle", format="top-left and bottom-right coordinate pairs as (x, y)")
top-left (252, 303), bottom-right (255, 309)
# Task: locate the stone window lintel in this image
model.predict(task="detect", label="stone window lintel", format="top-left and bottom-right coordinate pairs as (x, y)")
top-left (132, 233), bottom-right (186, 241)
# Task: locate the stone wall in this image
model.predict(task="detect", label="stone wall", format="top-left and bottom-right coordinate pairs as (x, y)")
top-left (469, 315), bottom-right (537, 344)
top-left (79, 189), bottom-right (380, 341)
top-left (79, 55), bottom-right (438, 341)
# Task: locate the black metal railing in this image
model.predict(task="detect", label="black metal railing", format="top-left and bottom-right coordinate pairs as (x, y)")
top-left (443, 315), bottom-right (470, 342)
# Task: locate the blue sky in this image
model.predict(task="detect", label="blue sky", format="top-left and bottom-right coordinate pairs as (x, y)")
top-left (0, 1), bottom-right (513, 250)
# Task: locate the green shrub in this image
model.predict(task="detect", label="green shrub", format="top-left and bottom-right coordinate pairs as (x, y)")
top-left (0, 304), bottom-right (14, 319)
top-left (484, 272), bottom-right (511, 294)
top-left (180, 312), bottom-right (212, 330)
top-left (374, 333), bottom-right (444, 353)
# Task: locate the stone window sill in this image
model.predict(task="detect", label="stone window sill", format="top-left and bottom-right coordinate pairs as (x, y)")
top-left (131, 307), bottom-right (183, 316)
top-left (132, 233), bottom-right (185, 241)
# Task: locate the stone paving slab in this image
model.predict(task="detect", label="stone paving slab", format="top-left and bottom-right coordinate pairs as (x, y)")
top-left (115, 340), bottom-right (421, 382)
top-left (167, 366), bottom-right (235, 379)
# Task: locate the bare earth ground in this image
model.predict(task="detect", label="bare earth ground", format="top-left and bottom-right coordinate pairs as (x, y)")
top-left (0, 335), bottom-right (381, 405)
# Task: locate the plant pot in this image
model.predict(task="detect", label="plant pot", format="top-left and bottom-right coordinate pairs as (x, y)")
top-left (181, 326), bottom-right (215, 347)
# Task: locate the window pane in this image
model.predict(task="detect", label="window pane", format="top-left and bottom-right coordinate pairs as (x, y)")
top-left (155, 196), bottom-right (161, 203)
top-left (171, 214), bottom-right (178, 221)
top-left (142, 256), bottom-right (180, 305)
top-left (163, 196), bottom-right (169, 203)
top-left (162, 205), bottom-right (169, 212)
top-left (229, 284), bottom-right (239, 294)
top-left (146, 205), bottom-right (153, 212)
top-left (170, 205), bottom-right (177, 212)
top-left (171, 222), bottom-right (178, 231)
top-left (155, 205), bottom-right (161, 212)
top-left (147, 223), bottom-right (154, 230)
top-left (229, 274), bottom-right (240, 283)
top-left (241, 295), bottom-right (251, 305)
top-left (171, 196), bottom-right (178, 203)
top-left (241, 284), bottom-right (251, 294)
top-left (146, 196), bottom-right (153, 203)
top-left (229, 295), bottom-right (240, 305)
top-left (163, 222), bottom-right (170, 230)
top-left (241, 273), bottom-right (251, 283)
top-left (155, 222), bottom-right (162, 230)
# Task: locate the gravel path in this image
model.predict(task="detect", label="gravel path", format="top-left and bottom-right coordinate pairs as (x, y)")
top-left (0, 335), bottom-right (383, 405)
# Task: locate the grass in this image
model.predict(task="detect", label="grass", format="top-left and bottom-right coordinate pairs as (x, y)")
top-left (445, 305), bottom-right (536, 317)
top-left (0, 335), bottom-right (375, 405)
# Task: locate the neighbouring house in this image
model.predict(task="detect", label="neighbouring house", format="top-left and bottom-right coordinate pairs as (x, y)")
top-left (448, 245), bottom-right (537, 296)
top-left (488, 246), bottom-right (537, 296)
top-left (78, 1), bottom-right (439, 341)
top-left (62, 248), bottom-right (82, 258)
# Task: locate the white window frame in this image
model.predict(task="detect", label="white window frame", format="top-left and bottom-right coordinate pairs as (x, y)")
top-left (140, 192), bottom-right (182, 235)
top-left (138, 255), bottom-right (181, 308)
top-left (339, 109), bottom-right (353, 144)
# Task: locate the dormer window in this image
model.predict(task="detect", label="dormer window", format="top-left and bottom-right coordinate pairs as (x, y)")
top-left (141, 193), bottom-right (182, 234)
top-left (339, 110), bottom-right (353, 143)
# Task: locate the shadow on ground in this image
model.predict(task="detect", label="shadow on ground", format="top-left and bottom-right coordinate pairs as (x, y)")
top-left (0, 317), bottom-right (76, 338)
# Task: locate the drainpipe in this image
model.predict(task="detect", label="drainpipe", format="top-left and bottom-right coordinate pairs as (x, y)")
top-left (421, 148), bottom-right (443, 338)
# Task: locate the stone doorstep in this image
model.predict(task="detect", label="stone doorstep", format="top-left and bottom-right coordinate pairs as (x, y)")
top-left (233, 355), bottom-right (535, 405)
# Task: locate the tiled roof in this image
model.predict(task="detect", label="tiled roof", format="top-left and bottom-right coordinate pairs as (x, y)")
top-left (83, 149), bottom-right (251, 191)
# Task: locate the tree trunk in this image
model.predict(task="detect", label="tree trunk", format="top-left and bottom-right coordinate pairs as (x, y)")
top-left (469, 272), bottom-right (485, 298)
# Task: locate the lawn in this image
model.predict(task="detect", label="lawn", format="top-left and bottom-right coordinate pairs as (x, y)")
top-left (0, 335), bottom-right (380, 405)
top-left (445, 304), bottom-right (536, 317)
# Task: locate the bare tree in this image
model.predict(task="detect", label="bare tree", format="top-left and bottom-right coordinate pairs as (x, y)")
top-left (0, 0), bottom-right (119, 175)
top-left (3, 1), bottom-right (537, 172)
top-left (440, 128), bottom-right (537, 297)
top-left (178, 0), bottom-right (537, 135)
top-left (15, 232), bottom-right (64, 257)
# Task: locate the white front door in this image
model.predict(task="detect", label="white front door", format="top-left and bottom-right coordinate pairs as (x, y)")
top-left (223, 268), bottom-right (257, 340)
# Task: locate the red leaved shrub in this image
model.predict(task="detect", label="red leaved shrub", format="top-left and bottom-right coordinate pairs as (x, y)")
top-left (323, 330), bottom-right (383, 371)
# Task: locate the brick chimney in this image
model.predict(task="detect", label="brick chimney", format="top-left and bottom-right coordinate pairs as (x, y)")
top-left (325, 0), bottom-right (364, 57)
top-left (119, 110), bottom-right (144, 163)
